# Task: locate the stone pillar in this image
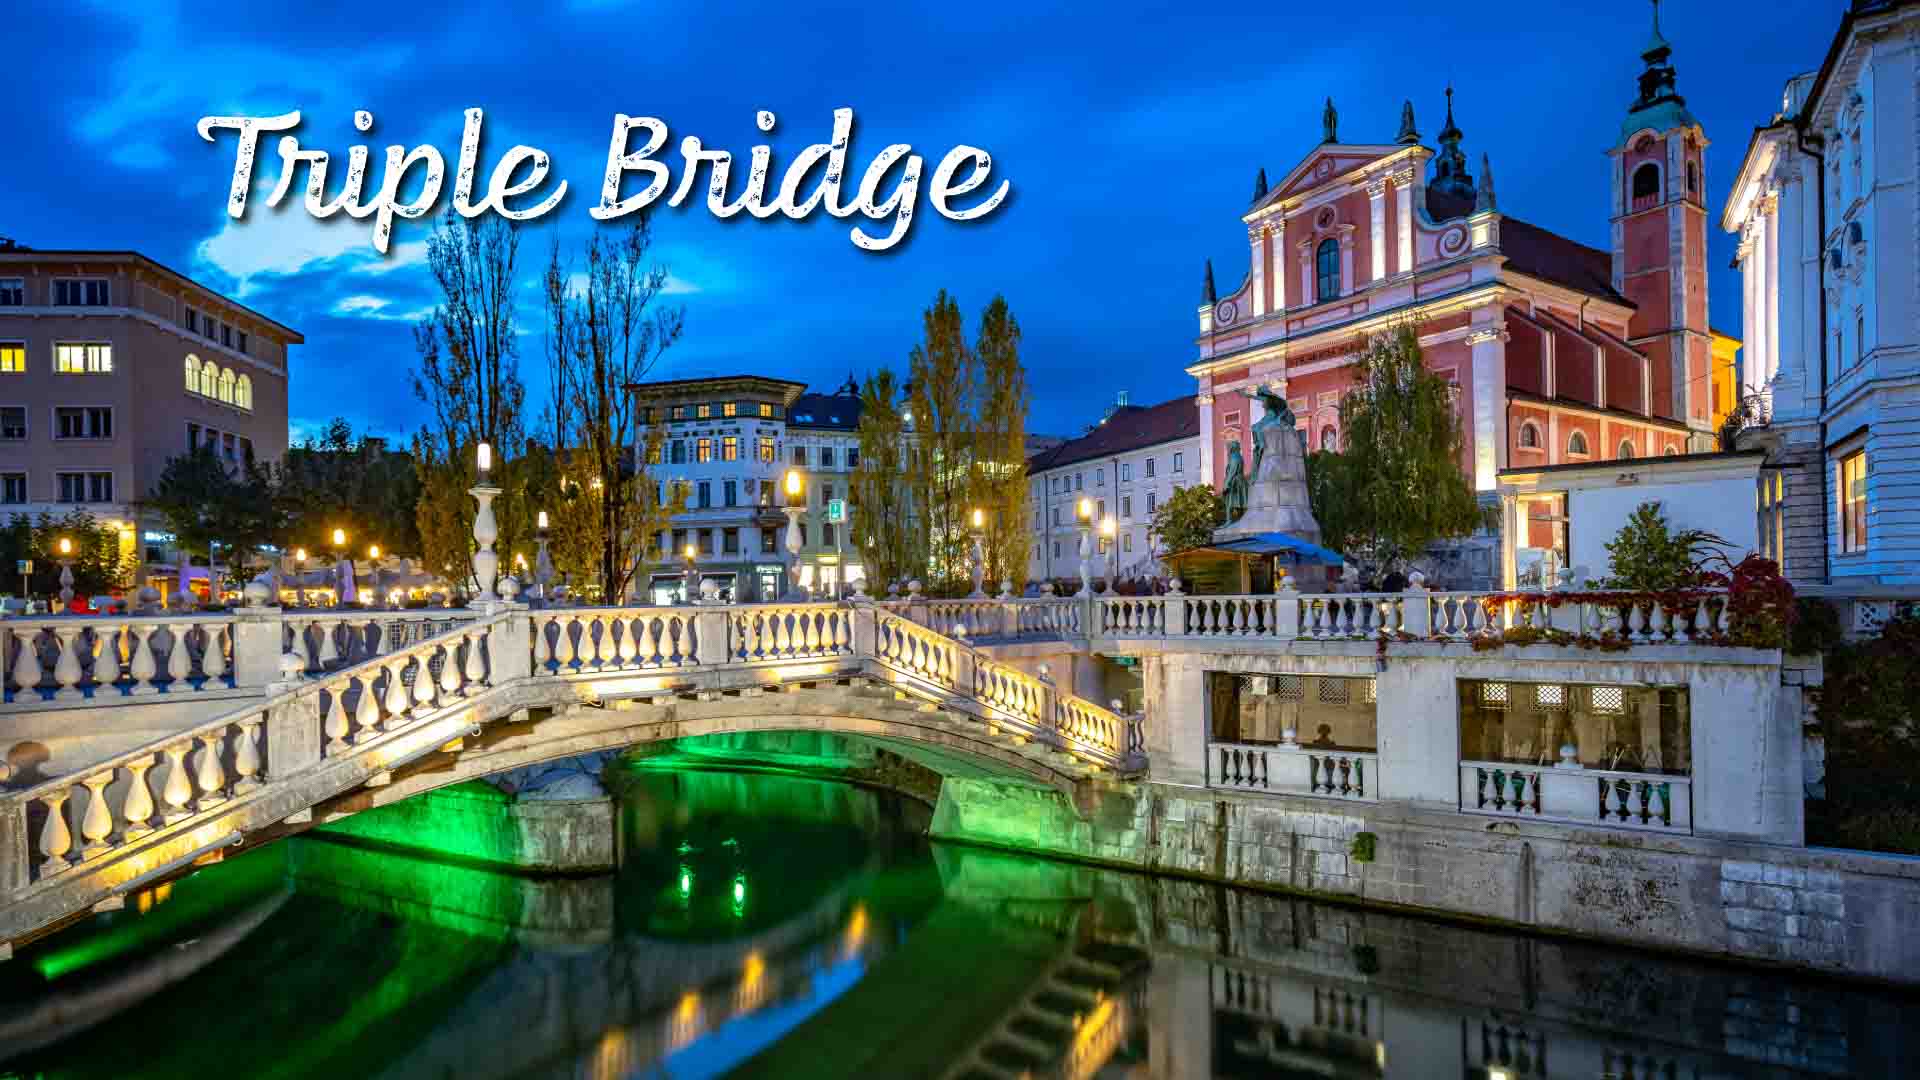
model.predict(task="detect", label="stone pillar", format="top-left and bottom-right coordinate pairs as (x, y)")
top-left (1401, 576), bottom-right (1431, 636)
top-left (1690, 663), bottom-right (1804, 845)
top-left (1467, 319), bottom-right (1509, 492)
top-left (1367, 175), bottom-right (1388, 283)
top-left (849, 602), bottom-right (878, 659)
top-left (264, 665), bottom-right (323, 780)
top-left (1269, 220), bottom-right (1288, 310)
top-left (1374, 654), bottom-right (1460, 807)
top-left (1394, 168), bottom-right (1416, 274)
top-left (484, 606), bottom-right (532, 685)
top-left (1499, 494), bottom-right (1521, 591)
top-left (1274, 582), bottom-right (1300, 640)
top-left (228, 607), bottom-right (286, 690)
top-left (1247, 224), bottom-right (1266, 319)
top-left (1152, 655), bottom-right (1208, 787)
top-left (694, 608), bottom-right (731, 667)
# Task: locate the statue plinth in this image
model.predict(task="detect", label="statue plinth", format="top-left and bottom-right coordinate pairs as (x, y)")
top-left (1215, 384), bottom-right (1322, 545)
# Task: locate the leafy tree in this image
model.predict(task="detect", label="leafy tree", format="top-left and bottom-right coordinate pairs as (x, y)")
top-left (277, 419), bottom-right (420, 556)
top-left (907, 290), bottom-right (978, 593)
top-left (144, 445), bottom-right (282, 586)
top-left (1601, 501), bottom-right (1724, 590)
top-left (541, 217), bottom-right (685, 600)
top-left (973, 295), bottom-right (1030, 589)
top-left (1312, 322), bottom-right (1482, 574)
top-left (849, 368), bottom-right (918, 589)
top-left (409, 213), bottom-right (531, 591)
top-left (0, 511), bottom-right (138, 601)
top-left (1149, 484), bottom-right (1225, 555)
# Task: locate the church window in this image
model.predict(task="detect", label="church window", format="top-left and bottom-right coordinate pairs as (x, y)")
top-left (1518, 422), bottom-right (1541, 449)
top-left (1567, 430), bottom-right (1589, 457)
top-left (1315, 239), bottom-right (1340, 302)
top-left (1319, 426), bottom-right (1338, 452)
top-left (1631, 163), bottom-right (1660, 203)
top-left (1617, 439), bottom-right (1636, 459)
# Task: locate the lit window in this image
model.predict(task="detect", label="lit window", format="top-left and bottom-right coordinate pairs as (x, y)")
top-left (0, 343), bottom-right (23, 373)
top-left (1839, 449), bottom-right (1867, 553)
top-left (758, 436), bottom-right (774, 462)
top-left (201, 362), bottom-right (220, 397)
top-left (758, 403), bottom-right (774, 418)
top-left (55, 343), bottom-right (113, 374)
top-left (218, 367), bottom-right (236, 404)
top-left (722, 436), bottom-right (739, 461)
top-left (185, 354), bottom-right (200, 391)
top-left (696, 438), bottom-right (713, 463)
top-left (1315, 238), bottom-right (1340, 302)
top-left (697, 403), bottom-right (712, 419)
top-left (722, 402), bottom-right (737, 418)
top-left (236, 374), bottom-right (253, 411)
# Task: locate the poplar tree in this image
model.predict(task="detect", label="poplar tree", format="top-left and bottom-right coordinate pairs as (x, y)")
top-left (848, 368), bottom-right (917, 589)
top-left (973, 295), bottom-right (1030, 589)
top-left (906, 291), bottom-right (978, 593)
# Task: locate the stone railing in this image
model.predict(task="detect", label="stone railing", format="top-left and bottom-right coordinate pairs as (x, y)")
top-left (3, 614), bottom-right (239, 706)
top-left (0, 613), bottom-right (504, 906)
top-left (284, 610), bottom-right (479, 675)
top-left (530, 608), bottom-right (701, 674)
top-left (1209, 741), bottom-right (1379, 802)
top-left (1457, 760), bottom-right (1692, 833)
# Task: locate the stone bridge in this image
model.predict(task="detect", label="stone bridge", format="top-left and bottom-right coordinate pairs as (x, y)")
top-left (0, 601), bottom-right (1142, 950)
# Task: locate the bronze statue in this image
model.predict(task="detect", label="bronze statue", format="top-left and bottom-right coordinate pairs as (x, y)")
top-left (1244, 385), bottom-right (1295, 481)
top-left (1222, 440), bottom-right (1248, 524)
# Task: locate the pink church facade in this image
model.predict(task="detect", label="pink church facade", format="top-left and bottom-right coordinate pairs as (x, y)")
top-left (1188, 17), bottom-right (1716, 544)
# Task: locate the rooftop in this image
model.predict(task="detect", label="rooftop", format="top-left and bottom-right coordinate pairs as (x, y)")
top-left (1028, 396), bottom-right (1199, 472)
top-left (0, 248), bottom-right (305, 342)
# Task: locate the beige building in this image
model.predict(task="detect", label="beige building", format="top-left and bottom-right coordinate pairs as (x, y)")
top-left (0, 247), bottom-right (299, 560)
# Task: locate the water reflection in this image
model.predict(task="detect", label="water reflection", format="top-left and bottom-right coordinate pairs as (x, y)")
top-left (0, 769), bottom-right (1913, 1078)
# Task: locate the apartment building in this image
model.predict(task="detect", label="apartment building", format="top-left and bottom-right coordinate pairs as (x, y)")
top-left (0, 246), bottom-right (299, 560)
top-left (1027, 394), bottom-right (1202, 585)
top-left (630, 374), bottom-right (867, 602)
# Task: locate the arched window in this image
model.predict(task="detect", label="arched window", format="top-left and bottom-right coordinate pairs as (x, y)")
top-left (1567, 430), bottom-right (1590, 456)
top-left (1518, 422), bottom-right (1541, 449)
top-left (1631, 163), bottom-right (1660, 202)
top-left (184, 355), bottom-right (200, 393)
top-left (218, 367), bottom-right (236, 404)
top-left (201, 362), bottom-right (220, 399)
top-left (1315, 238), bottom-right (1340, 302)
top-left (1617, 439), bottom-right (1636, 459)
top-left (1664, 444), bottom-right (1680, 456)
top-left (237, 374), bottom-right (253, 410)
top-left (1319, 426), bottom-right (1338, 452)
top-left (1685, 162), bottom-right (1699, 195)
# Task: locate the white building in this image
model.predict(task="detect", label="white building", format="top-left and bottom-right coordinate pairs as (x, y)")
top-left (1723, 0), bottom-right (1920, 585)
top-left (1027, 395), bottom-right (1201, 586)
top-left (631, 374), bottom-right (867, 602)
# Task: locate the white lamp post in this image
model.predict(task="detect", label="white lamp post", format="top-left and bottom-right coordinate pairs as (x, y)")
top-left (1099, 517), bottom-right (1118, 595)
top-left (782, 468), bottom-right (807, 602)
top-left (470, 441), bottom-right (503, 608)
top-left (682, 542), bottom-right (699, 605)
top-left (55, 536), bottom-right (74, 612)
top-left (534, 510), bottom-right (554, 605)
top-left (292, 547), bottom-right (308, 610)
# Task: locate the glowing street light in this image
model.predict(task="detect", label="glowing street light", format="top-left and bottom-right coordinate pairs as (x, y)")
top-left (476, 441), bottom-right (492, 483)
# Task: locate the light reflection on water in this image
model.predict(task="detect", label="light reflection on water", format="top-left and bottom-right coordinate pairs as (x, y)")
top-left (0, 769), bottom-right (1914, 1079)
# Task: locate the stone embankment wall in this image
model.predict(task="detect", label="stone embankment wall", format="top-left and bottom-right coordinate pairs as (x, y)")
top-left (929, 777), bottom-right (1920, 985)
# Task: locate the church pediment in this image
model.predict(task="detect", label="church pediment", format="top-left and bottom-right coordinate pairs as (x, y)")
top-left (1254, 144), bottom-right (1408, 213)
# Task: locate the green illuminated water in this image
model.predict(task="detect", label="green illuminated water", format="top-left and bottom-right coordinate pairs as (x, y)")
top-left (2, 769), bottom-right (1916, 1078)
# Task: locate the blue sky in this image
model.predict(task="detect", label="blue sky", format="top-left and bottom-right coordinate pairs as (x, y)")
top-left (2, 0), bottom-right (1833, 442)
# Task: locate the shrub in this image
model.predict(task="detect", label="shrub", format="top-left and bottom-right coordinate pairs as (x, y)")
top-left (1600, 501), bottom-right (1725, 590)
top-left (1789, 597), bottom-right (1844, 655)
top-left (1808, 616), bottom-right (1920, 855)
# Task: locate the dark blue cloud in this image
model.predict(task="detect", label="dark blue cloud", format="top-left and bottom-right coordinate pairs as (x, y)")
top-left (0, 0), bottom-right (1833, 441)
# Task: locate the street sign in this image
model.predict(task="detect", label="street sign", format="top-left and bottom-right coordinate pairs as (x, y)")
top-left (826, 499), bottom-right (846, 523)
top-left (15, 560), bottom-right (30, 575)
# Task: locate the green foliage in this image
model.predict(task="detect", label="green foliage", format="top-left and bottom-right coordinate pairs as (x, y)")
top-left (1789, 597), bottom-right (1845, 656)
top-left (276, 419), bottom-right (420, 556)
top-left (1349, 832), bottom-right (1376, 863)
top-left (974, 295), bottom-right (1030, 590)
top-left (850, 368), bottom-right (919, 589)
top-left (0, 511), bottom-right (137, 599)
top-left (1314, 323), bottom-right (1482, 573)
top-left (1601, 501), bottom-right (1724, 590)
top-left (144, 444), bottom-right (282, 568)
top-left (1148, 485), bottom-right (1224, 555)
top-left (1810, 617), bottom-right (1920, 854)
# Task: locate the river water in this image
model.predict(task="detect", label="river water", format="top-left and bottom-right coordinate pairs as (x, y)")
top-left (2, 769), bottom-right (1914, 1078)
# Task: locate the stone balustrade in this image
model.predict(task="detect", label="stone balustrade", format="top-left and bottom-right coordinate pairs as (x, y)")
top-left (3, 615), bottom-right (237, 705)
top-left (1211, 741), bottom-right (1379, 802)
top-left (1458, 760), bottom-right (1692, 833)
top-left (284, 611), bottom-right (479, 675)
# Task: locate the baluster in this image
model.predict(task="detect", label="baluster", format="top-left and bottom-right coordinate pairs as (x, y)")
top-left (557, 617), bottom-right (580, 671)
top-left (201, 624), bottom-right (228, 684)
top-left (283, 624), bottom-right (309, 677)
top-left (316, 620), bottom-right (340, 669)
top-left (97, 624), bottom-right (129, 691)
top-left (122, 757), bottom-right (156, 840)
top-left (412, 653), bottom-right (437, 712)
top-left (589, 616), bottom-right (611, 668)
top-left (1648, 602), bottom-right (1669, 642)
top-left (353, 675), bottom-right (382, 742)
top-left (1339, 757), bottom-right (1353, 795)
top-left (78, 771), bottom-right (116, 860)
top-left (463, 630), bottom-right (487, 686)
top-left (438, 643), bottom-right (462, 697)
top-left (160, 743), bottom-right (194, 823)
top-left (533, 616), bottom-right (554, 673)
top-left (635, 617), bottom-right (658, 667)
top-left (232, 717), bottom-right (263, 794)
top-left (323, 683), bottom-right (351, 753)
top-left (382, 660), bottom-right (411, 726)
top-left (193, 731), bottom-right (227, 810)
top-left (11, 626), bottom-right (43, 700)
top-left (1626, 603), bottom-right (1647, 642)
top-left (52, 627), bottom-right (84, 700)
top-left (163, 626), bottom-right (191, 690)
top-left (1354, 757), bottom-right (1366, 797)
top-left (613, 615), bottom-right (636, 668)
top-left (1716, 595), bottom-right (1732, 634)
top-left (1691, 597), bottom-right (1711, 642)
top-left (37, 790), bottom-right (73, 877)
top-left (836, 611), bottom-right (852, 652)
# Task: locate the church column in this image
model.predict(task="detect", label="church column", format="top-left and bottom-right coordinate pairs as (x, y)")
top-left (1269, 219), bottom-right (1288, 311)
top-left (1298, 239), bottom-right (1313, 306)
top-left (1499, 493), bottom-right (1521, 590)
top-left (1197, 388), bottom-right (1216, 489)
top-left (1467, 320), bottom-right (1509, 492)
top-left (1367, 176), bottom-right (1388, 283)
top-left (1775, 165), bottom-right (1805, 404)
top-left (1339, 225), bottom-right (1356, 295)
top-left (1248, 224), bottom-right (1267, 320)
top-left (1394, 168), bottom-right (1416, 274)
top-left (1761, 191), bottom-right (1781, 395)
top-left (1740, 232), bottom-right (1756, 394)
